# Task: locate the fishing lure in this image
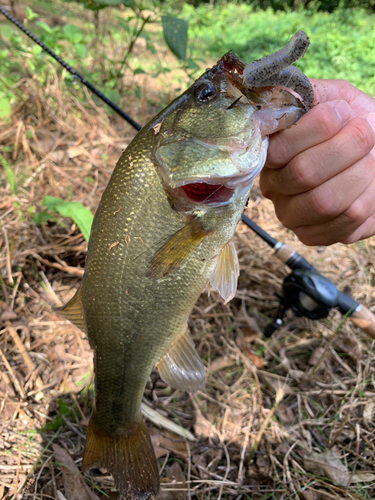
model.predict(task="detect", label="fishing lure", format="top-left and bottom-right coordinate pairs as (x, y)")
top-left (243, 30), bottom-right (314, 111)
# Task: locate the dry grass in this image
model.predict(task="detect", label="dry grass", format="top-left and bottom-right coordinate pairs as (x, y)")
top-left (1, 64), bottom-right (375, 500)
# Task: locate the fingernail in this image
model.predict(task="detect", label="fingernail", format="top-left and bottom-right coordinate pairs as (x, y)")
top-left (334, 100), bottom-right (351, 123)
top-left (366, 113), bottom-right (375, 134)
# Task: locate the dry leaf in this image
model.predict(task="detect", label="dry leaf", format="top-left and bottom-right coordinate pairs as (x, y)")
top-left (256, 452), bottom-right (270, 476)
top-left (67, 145), bottom-right (89, 158)
top-left (351, 472), bottom-right (375, 482)
top-left (235, 325), bottom-right (259, 349)
top-left (363, 398), bottom-right (375, 424)
top-left (300, 488), bottom-right (318, 500)
top-left (242, 320), bottom-right (261, 337)
top-left (308, 347), bottom-right (325, 366)
top-left (209, 355), bottom-right (236, 372)
top-left (153, 122), bottom-right (162, 135)
top-left (149, 427), bottom-right (188, 459)
top-left (1, 310), bottom-right (17, 322)
top-left (194, 410), bottom-right (217, 438)
top-left (276, 403), bottom-right (295, 424)
top-left (191, 453), bottom-right (207, 477)
top-left (303, 447), bottom-right (349, 486)
top-left (244, 347), bottom-right (264, 368)
top-left (158, 462), bottom-right (186, 500)
top-left (53, 444), bottom-right (99, 500)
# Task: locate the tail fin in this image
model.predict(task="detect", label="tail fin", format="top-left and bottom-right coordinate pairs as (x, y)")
top-left (82, 416), bottom-right (159, 500)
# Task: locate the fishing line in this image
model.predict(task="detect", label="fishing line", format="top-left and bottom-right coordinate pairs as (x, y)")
top-left (0, 6), bottom-right (142, 131)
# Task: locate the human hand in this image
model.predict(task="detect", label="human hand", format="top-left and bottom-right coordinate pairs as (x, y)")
top-left (260, 79), bottom-right (375, 245)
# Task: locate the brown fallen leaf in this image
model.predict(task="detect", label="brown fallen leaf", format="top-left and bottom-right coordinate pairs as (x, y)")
top-left (53, 444), bottom-right (99, 500)
top-left (303, 447), bottom-right (349, 486)
top-left (308, 347), bottom-right (325, 366)
top-left (193, 406), bottom-right (217, 439)
top-left (351, 472), bottom-right (375, 482)
top-left (300, 488), bottom-right (318, 500)
top-left (153, 121), bottom-right (163, 135)
top-left (363, 398), bottom-right (375, 425)
top-left (276, 403), bottom-right (295, 424)
top-left (158, 462), bottom-right (186, 500)
top-left (209, 355), bottom-right (236, 372)
top-left (149, 427), bottom-right (188, 459)
top-left (244, 347), bottom-right (264, 368)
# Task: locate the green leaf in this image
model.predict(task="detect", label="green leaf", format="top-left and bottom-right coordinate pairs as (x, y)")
top-left (41, 196), bottom-right (64, 211)
top-left (0, 152), bottom-right (16, 194)
top-left (62, 24), bottom-right (83, 43)
top-left (32, 211), bottom-right (57, 225)
top-left (162, 16), bottom-right (188, 61)
top-left (35, 21), bottom-right (53, 34)
top-left (104, 89), bottom-right (120, 106)
top-left (187, 58), bottom-right (199, 70)
top-left (118, 19), bottom-right (130, 32)
top-left (55, 202), bottom-right (93, 241)
top-left (121, 0), bottom-right (135, 7)
top-left (25, 6), bottom-right (38, 20)
top-left (31, 45), bottom-right (43, 56)
top-left (41, 196), bottom-right (93, 241)
top-left (74, 44), bottom-right (87, 58)
top-left (92, 0), bottom-right (124, 4)
top-left (133, 67), bottom-right (146, 74)
top-left (0, 97), bottom-right (11, 119)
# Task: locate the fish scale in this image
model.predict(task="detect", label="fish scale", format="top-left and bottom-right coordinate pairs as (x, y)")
top-left (58, 34), bottom-right (313, 499)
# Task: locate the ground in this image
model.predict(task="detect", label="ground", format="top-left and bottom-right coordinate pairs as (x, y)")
top-left (1, 9), bottom-right (375, 500)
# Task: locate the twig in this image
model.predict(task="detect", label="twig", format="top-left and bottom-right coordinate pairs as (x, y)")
top-left (0, 347), bottom-right (25, 398)
top-left (6, 322), bottom-right (44, 390)
top-left (2, 226), bottom-right (13, 285)
top-left (248, 386), bottom-right (284, 463)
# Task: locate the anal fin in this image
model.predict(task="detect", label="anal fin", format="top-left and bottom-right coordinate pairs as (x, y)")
top-left (55, 287), bottom-right (86, 333)
top-left (209, 239), bottom-right (239, 304)
top-left (146, 217), bottom-right (209, 279)
top-left (156, 328), bottom-right (205, 392)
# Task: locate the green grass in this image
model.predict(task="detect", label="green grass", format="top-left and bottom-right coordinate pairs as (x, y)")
top-left (183, 3), bottom-right (375, 96)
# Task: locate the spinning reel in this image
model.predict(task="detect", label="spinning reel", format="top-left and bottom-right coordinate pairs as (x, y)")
top-left (241, 214), bottom-right (375, 339)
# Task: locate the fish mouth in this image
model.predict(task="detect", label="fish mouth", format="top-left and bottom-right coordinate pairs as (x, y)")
top-left (181, 182), bottom-right (234, 204)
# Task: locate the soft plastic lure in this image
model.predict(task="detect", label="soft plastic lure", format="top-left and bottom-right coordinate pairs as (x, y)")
top-left (243, 30), bottom-right (314, 111)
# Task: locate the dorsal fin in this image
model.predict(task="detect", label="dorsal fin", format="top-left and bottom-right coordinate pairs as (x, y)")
top-left (146, 217), bottom-right (209, 279)
top-left (156, 328), bottom-right (205, 393)
top-left (55, 287), bottom-right (86, 333)
top-left (209, 239), bottom-right (239, 304)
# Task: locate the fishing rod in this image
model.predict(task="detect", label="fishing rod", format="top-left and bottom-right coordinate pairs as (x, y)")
top-left (2, 8), bottom-right (375, 340)
top-left (241, 214), bottom-right (375, 340)
top-left (0, 6), bottom-right (142, 131)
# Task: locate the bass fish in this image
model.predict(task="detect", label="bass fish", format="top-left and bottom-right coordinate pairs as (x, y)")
top-left (58, 31), bottom-right (313, 500)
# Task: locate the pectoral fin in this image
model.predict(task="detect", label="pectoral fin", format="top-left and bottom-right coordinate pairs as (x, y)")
top-left (146, 217), bottom-right (209, 279)
top-left (156, 328), bottom-right (205, 392)
top-left (55, 287), bottom-right (86, 333)
top-left (209, 240), bottom-right (239, 304)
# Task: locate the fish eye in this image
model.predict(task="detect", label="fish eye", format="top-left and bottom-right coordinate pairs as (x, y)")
top-left (196, 82), bottom-right (217, 103)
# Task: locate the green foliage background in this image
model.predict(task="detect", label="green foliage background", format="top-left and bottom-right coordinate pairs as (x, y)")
top-left (183, 3), bottom-right (375, 96)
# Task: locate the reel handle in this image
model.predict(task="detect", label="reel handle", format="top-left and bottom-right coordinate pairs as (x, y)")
top-left (274, 244), bottom-right (316, 271)
top-left (274, 245), bottom-right (375, 341)
top-left (351, 305), bottom-right (375, 340)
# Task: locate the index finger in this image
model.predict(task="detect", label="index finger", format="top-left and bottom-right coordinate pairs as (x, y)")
top-left (265, 98), bottom-right (351, 169)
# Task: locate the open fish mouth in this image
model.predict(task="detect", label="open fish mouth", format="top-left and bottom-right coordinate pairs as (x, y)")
top-left (181, 182), bottom-right (234, 204)
top-left (176, 135), bottom-right (268, 206)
